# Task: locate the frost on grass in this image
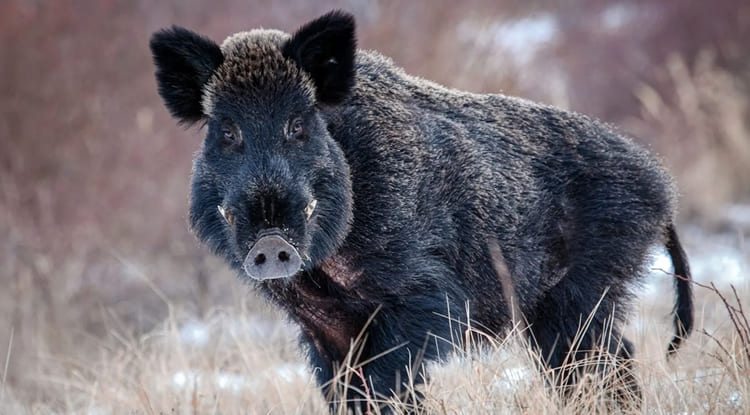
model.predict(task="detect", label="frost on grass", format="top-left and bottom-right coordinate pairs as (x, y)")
top-left (170, 313), bottom-right (310, 394)
top-left (50, 308), bottom-right (330, 414)
top-left (170, 363), bottom-right (308, 393)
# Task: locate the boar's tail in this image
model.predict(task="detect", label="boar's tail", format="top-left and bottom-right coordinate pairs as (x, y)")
top-left (665, 223), bottom-right (694, 356)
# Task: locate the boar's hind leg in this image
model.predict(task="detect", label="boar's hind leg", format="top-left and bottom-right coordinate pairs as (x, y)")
top-left (528, 274), bottom-right (643, 409)
top-left (523, 172), bottom-right (668, 409)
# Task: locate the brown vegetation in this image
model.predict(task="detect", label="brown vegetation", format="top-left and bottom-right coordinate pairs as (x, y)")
top-left (1, 0), bottom-right (748, 413)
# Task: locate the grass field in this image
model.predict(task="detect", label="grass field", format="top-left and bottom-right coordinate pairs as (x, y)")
top-left (1, 227), bottom-right (747, 414)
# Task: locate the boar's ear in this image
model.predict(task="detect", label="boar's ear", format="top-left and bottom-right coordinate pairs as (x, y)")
top-left (149, 26), bottom-right (223, 124)
top-left (283, 10), bottom-right (356, 105)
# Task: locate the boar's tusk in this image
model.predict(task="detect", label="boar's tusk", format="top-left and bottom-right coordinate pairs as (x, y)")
top-left (217, 205), bottom-right (227, 222)
top-left (304, 199), bottom-right (318, 221)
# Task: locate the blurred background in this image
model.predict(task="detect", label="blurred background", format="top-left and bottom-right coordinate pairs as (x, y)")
top-left (1, 0), bottom-right (749, 412)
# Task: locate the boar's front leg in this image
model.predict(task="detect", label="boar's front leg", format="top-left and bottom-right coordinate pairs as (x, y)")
top-left (290, 267), bottom-right (467, 414)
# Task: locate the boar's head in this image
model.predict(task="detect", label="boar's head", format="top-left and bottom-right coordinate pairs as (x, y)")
top-left (150, 11), bottom-right (356, 280)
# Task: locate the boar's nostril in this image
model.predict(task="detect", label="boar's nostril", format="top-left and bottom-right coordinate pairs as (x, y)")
top-left (243, 234), bottom-right (302, 280)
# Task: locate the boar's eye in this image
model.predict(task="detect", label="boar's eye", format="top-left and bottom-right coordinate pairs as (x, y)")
top-left (220, 123), bottom-right (241, 147)
top-left (222, 128), bottom-right (236, 142)
top-left (288, 117), bottom-right (305, 140)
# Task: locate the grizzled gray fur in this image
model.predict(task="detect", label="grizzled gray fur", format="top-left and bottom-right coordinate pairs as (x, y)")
top-left (150, 10), bottom-right (693, 412)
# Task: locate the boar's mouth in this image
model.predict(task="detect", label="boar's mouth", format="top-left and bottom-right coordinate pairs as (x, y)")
top-left (242, 231), bottom-right (304, 280)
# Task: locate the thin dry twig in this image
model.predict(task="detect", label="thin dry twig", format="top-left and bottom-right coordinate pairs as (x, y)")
top-left (354, 367), bottom-right (373, 415)
top-left (700, 328), bottom-right (734, 365)
top-left (730, 285), bottom-right (750, 347)
top-left (659, 271), bottom-right (750, 366)
top-left (2, 327), bottom-right (13, 401)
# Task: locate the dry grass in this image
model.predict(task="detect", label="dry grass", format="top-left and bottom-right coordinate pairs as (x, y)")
top-left (1, 253), bottom-right (747, 414)
top-left (627, 51), bottom-right (750, 221)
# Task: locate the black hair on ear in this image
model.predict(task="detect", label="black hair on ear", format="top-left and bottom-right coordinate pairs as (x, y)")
top-left (282, 10), bottom-right (356, 105)
top-left (149, 26), bottom-right (224, 124)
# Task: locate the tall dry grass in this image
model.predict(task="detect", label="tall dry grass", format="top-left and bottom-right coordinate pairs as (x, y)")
top-left (1, 273), bottom-right (747, 414)
top-left (627, 51), bottom-right (750, 221)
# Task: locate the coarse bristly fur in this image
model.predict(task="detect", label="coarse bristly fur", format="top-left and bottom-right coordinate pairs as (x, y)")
top-left (149, 10), bottom-right (694, 413)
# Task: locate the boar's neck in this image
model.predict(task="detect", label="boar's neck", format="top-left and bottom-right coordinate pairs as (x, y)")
top-left (262, 253), bottom-right (375, 361)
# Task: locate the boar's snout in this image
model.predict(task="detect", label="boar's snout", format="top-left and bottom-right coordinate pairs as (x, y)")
top-left (243, 232), bottom-right (303, 280)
